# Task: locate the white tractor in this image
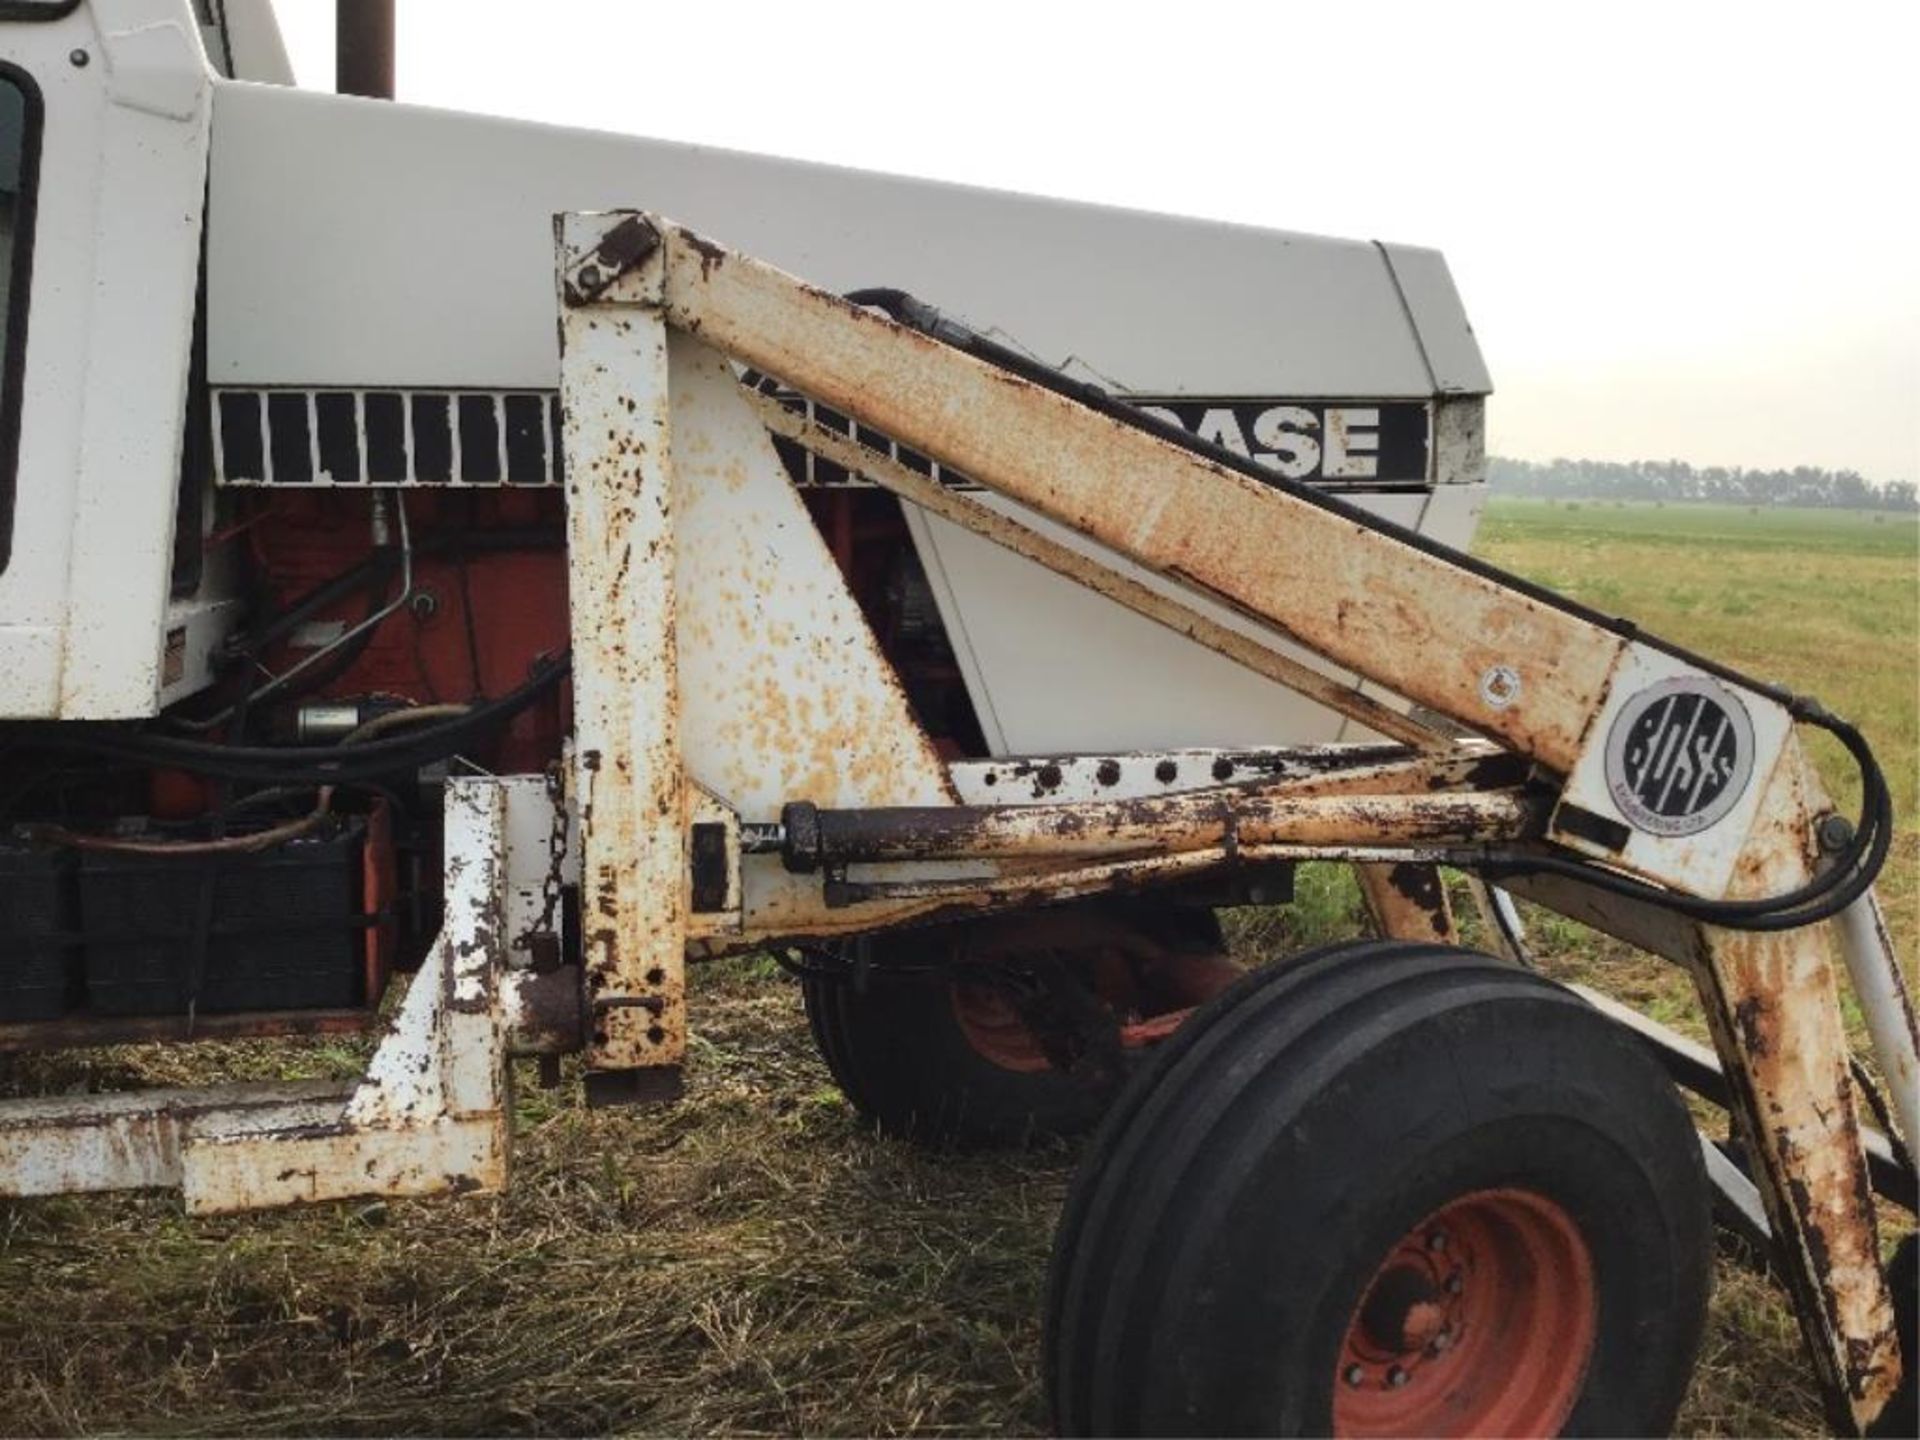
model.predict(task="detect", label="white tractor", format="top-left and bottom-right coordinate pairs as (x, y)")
top-left (0, 4), bottom-right (1912, 1435)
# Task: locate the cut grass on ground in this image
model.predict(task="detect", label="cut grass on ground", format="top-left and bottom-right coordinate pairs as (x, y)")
top-left (2, 499), bottom-right (1913, 1436)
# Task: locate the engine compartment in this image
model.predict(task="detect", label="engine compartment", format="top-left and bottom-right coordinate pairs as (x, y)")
top-left (0, 474), bottom-right (979, 1032)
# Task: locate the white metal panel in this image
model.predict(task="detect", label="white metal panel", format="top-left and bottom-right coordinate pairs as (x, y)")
top-left (0, 0), bottom-right (213, 718)
top-left (217, 0), bottom-right (292, 85)
top-left (0, 628), bottom-right (60, 711)
top-left (904, 486), bottom-right (1475, 754)
top-left (1401, 476), bottom-right (1485, 553)
top-left (554, 219), bottom-right (686, 1073)
top-left (205, 83), bottom-right (1478, 401)
top-left (0, 7), bottom-right (110, 699)
top-left (1376, 242), bottom-right (1494, 396)
top-left (57, 1), bottom-right (211, 714)
top-left (667, 333), bottom-right (954, 812)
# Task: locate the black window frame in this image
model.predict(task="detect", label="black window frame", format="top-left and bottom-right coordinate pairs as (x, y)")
top-left (0, 59), bottom-right (44, 575)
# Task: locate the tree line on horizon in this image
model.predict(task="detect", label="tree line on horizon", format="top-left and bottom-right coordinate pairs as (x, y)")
top-left (1487, 456), bottom-right (1918, 512)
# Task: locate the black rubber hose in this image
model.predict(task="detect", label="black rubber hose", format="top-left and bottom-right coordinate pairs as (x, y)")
top-left (232, 527), bottom-right (560, 663)
top-left (238, 566), bottom-right (392, 713)
top-left (234, 546), bottom-right (399, 659)
top-left (1481, 708), bottom-right (1892, 931)
top-left (22, 654), bottom-right (570, 786)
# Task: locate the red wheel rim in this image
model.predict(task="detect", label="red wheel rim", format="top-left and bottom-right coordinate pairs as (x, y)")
top-left (950, 950), bottom-right (1241, 1073)
top-left (950, 982), bottom-right (1053, 1072)
top-left (1332, 1188), bottom-right (1597, 1438)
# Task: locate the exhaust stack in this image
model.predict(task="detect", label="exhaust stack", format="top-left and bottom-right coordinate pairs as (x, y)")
top-left (336, 0), bottom-right (395, 100)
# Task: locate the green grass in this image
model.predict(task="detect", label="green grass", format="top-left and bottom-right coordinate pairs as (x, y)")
top-left (1, 499), bottom-right (1912, 1437)
top-left (1479, 498), bottom-right (1918, 977)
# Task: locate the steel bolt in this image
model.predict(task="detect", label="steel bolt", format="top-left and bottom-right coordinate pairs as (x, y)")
top-left (1429, 1329), bottom-right (1454, 1354)
top-left (1816, 813), bottom-right (1855, 854)
top-left (1445, 1273), bottom-right (1464, 1295)
top-left (1343, 1365), bottom-right (1365, 1388)
top-left (1427, 1230), bottom-right (1448, 1252)
top-left (576, 264), bottom-right (602, 293)
top-left (1387, 1366), bottom-right (1410, 1388)
top-left (69, 48), bottom-right (89, 67)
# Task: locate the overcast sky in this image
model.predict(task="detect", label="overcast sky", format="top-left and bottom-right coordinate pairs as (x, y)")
top-left (271, 1), bottom-right (1917, 483)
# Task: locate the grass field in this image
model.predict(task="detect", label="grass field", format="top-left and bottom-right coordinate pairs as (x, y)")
top-left (1, 499), bottom-right (1914, 1437)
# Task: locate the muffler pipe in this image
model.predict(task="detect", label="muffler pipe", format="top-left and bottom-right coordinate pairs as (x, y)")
top-left (336, 0), bottom-right (395, 100)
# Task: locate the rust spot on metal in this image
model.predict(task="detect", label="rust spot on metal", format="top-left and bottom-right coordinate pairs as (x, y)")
top-left (1733, 995), bottom-right (1772, 1059)
top-left (1387, 862), bottom-right (1444, 910)
top-left (787, 787), bottom-right (1537, 869)
top-left (680, 228), bottom-right (728, 280)
top-left (1356, 861), bottom-right (1456, 943)
top-left (507, 966), bottom-right (587, 1056)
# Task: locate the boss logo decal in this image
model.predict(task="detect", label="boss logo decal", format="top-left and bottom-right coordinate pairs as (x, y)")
top-left (1604, 677), bottom-right (1756, 837)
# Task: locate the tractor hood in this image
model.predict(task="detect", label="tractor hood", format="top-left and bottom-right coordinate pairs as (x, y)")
top-left (205, 82), bottom-right (1489, 404)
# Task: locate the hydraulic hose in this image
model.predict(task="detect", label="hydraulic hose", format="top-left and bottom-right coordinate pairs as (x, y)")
top-left (1480, 704), bottom-right (1892, 932)
top-left (21, 653), bottom-right (570, 787)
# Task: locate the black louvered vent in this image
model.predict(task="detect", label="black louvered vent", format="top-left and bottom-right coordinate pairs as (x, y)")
top-left (214, 389), bottom-right (564, 488)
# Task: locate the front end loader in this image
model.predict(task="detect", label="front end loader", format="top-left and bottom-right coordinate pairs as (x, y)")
top-left (0, 4), bottom-right (1912, 1435)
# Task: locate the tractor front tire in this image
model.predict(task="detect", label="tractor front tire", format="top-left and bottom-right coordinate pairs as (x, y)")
top-left (1046, 939), bottom-right (1712, 1437)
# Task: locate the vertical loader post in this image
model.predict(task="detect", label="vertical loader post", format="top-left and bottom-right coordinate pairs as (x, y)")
top-left (1689, 742), bottom-right (1903, 1432)
top-left (556, 214), bottom-right (689, 1100)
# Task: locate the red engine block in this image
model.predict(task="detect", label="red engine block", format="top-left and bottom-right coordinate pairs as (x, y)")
top-left (238, 487), bottom-right (571, 776)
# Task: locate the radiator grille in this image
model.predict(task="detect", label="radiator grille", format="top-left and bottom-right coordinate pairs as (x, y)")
top-left (211, 384), bottom-right (1435, 496)
top-left (214, 389), bottom-right (563, 488)
top-left (745, 374), bottom-right (979, 490)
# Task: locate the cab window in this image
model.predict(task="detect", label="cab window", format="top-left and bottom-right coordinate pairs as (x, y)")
top-left (0, 65), bottom-right (42, 573)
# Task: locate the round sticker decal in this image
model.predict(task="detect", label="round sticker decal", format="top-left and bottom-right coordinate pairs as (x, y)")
top-left (1604, 677), bottom-right (1756, 837)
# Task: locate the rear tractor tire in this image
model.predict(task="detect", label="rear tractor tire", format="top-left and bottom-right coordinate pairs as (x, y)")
top-left (801, 903), bottom-right (1239, 1148)
top-left (1046, 939), bottom-right (1712, 1438)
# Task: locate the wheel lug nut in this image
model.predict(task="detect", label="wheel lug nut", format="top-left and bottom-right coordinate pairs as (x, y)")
top-left (1427, 1230), bottom-right (1448, 1252)
top-left (1429, 1329), bottom-right (1454, 1354)
top-left (1445, 1273), bottom-right (1464, 1294)
top-left (1387, 1366), bottom-right (1410, 1388)
top-left (1344, 1365), bottom-right (1365, 1387)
